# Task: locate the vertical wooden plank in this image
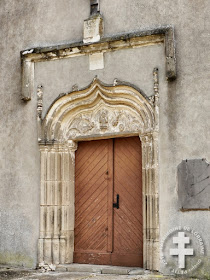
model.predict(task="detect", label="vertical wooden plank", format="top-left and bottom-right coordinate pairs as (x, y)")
top-left (107, 139), bottom-right (113, 253)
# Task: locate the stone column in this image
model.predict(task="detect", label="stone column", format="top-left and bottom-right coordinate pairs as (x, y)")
top-left (38, 140), bottom-right (77, 265)
top-left (140, 132), bottom-right (159, 271)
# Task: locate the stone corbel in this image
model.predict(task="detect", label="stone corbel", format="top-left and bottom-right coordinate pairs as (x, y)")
top-left (165, 26), bottom-right (176, 80)
top-left (21, 57), bottom-right (34, 101)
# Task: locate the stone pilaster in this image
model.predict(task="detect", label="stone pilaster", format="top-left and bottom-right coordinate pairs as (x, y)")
top-left (140, 132), bottom-right (159, 271)
top-left (38, 141), bottom-right (77, 265)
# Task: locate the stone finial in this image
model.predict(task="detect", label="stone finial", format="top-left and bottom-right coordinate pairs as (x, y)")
top-left (149, 68), bottom-right (159, 106)
top-left (153, 68), bottom-right (159, 107)
top-left (72, 84), bottom-right (79, 92)
top-left (153, 68), bottom-right (159, 91)
top-left (37, 85), bottom-right (43, 142)
top-left (37, 85), bottom-right (43, 119)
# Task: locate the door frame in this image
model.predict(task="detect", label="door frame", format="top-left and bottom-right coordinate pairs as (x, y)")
top-left (37, 72), bottom-right (160, 270)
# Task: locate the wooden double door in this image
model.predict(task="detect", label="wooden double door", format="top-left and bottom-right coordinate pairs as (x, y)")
top-left (74, 136), bottom-right (143, 267)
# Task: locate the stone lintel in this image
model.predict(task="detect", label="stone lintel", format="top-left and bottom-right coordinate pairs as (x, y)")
top-left (21, 26), bottom-right (173, 55)
top-left (20, 26), bottom-right (176, 101)
top-left (20, 26), bottom-right (176, 92)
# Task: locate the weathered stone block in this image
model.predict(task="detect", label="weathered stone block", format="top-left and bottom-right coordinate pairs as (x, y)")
top-left (178, 159), bottom-right (210, 209)
top-left (89, 52), bottom-right (104, 70)
top-left (83, 14), bottom-right (103, 43)
top-left (21, 59), bottom-right (34, 101)
top-left (101, 267), bottom-right (129, 275)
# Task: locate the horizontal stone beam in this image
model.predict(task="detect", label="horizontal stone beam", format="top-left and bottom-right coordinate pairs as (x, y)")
top-left (21, 25), bottom-right (176, 101)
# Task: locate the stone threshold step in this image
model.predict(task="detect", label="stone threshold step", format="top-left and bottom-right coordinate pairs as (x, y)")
top-left (56, 264), bottom-right (147, 275)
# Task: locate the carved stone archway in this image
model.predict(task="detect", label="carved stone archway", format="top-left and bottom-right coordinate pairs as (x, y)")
top-left (37, 71), bottom-right (160, 271)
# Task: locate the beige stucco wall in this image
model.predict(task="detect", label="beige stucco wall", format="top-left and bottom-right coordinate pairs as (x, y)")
top-left (0, 0), bottom-right (210, 276)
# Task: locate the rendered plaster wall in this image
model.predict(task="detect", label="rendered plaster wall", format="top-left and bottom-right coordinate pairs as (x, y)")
top-left (0, 0), bottom-right (90, 268)
top-left (0, 0), bottom-right (210, 276)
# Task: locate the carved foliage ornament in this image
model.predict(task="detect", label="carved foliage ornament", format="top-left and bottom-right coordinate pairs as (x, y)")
top-left (67, 109), bottom-right (143, 139)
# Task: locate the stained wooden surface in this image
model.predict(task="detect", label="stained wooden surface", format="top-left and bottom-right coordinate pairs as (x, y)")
top-left (112, 137), bottom-right (143, 266)
top-left (74, 140), bottom-right (110, 254)
top-left (74, 137), bottom-right (143, 267)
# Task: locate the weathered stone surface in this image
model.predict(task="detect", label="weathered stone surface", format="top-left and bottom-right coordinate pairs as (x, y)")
top-left (0, 266), bottom-right (195, 279)
top-left (178, 159), bottom-right (210, 209)
top-left (101, 267), bottom-right (129, 275)
top-left (66, 264), bottom-right (102, 273)
top-left (21, 60), bottom-right (34, 101)
top-left (89, 52), bottom-right (104, 70)
top-left (41, 78), bottom-right (157, 142)
top-left (83, 14), bottom-right (104, 43)
top-left (128, 268), bottom-right (144, 275)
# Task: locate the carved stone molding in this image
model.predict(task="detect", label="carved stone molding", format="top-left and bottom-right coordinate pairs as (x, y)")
top-left (40, 78), bottom-right (155, 143)
top-left (37, 85), bottom-right (43, 142)
top-left (37, 75), bottom-right (160, 271)
top-left (66, 109), bottom-right (144, 139)
top-left (21, 25), bottom-right (176, 100)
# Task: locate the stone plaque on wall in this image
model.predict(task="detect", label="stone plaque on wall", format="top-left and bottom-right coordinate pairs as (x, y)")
top-left (178, 159), bottom-right (210, 209)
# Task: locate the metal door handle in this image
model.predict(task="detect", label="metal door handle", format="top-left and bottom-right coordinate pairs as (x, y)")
top-left (113, 194), bottom-right (119, 209)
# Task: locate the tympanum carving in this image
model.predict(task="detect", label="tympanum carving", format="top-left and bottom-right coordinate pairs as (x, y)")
top-left (40, 77), bottom-right (158, 142)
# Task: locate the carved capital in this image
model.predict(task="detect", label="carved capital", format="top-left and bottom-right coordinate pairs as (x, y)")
top-left (67, 140), bottom-right (78, 152)
top-left (139, 132), bottom-right (153, 144)
top-left (39, 144), bottom-right (48, 152)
